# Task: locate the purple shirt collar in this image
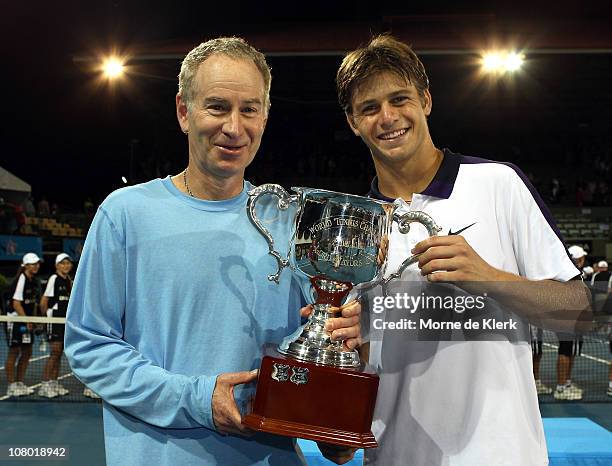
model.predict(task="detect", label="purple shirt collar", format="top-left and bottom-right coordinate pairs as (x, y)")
top-left (368, 148), bottom-right (460, 201)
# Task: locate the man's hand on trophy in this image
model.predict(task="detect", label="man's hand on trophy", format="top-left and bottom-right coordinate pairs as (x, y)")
top-left (328, 300), bottom-right (362, 350)
top-left (316, 442), bottom-right (357, 464)
top-left (412, 235), bottom-right (503, 282)
top-left (300, 301), bottom-right (362, 350)
top-left (299, 305), bottom-right (313, 317)
top-left (212, 370), bottom-right (258, 436)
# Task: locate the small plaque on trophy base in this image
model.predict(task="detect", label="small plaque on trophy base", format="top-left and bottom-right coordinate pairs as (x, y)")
top-left (243, 345), bottom-right (379, 448)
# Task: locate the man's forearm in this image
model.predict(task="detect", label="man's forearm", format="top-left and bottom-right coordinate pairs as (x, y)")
top-left (477, 271), bottom-right (592, 333)
top-left (40, 296), bottom-right (49, 315)
top-left (12, 300), bottom-right (26, 316)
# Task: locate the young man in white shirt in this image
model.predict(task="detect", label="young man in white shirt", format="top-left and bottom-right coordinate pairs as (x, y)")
top-left (335, 34), bottom-right (591, 466)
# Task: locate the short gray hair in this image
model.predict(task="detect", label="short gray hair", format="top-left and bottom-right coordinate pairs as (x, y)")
top-left (178, 36), bottom-right (272, 112)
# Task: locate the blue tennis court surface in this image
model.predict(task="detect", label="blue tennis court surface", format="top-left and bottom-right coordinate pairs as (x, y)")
top-left (297, 439), bottom-right (363, 465)
top-left (1, 402), bottom-right (611, 465)
top-left (544, 418), bottom-right (612, 465)
top-left (297, 418), bottom-right (612, 466)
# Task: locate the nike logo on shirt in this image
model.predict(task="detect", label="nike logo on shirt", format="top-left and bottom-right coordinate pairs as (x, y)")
top-left (448, 222), bottom-right (477, 236)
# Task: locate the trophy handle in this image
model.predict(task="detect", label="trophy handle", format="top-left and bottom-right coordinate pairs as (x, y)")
top-left (383, 211), bottom-right (442, 285)
top-left (247, 184), bottom-right (298, 283)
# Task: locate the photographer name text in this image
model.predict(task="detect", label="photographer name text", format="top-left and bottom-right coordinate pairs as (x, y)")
top-left (373, 318), bottom-right (518, 331)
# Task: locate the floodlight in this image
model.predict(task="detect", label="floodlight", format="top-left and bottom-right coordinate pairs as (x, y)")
top-left (102, 57), bottom-right (125, 79)
top-left (483, 53), bottom-right (503, 72)
top-left (482, 51), bottom-right (525, 74)
top-left (504, 52), bottom-right (524, 72)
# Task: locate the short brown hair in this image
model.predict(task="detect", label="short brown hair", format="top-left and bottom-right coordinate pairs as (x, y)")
top-left (336, 34), bottom-right (429, 114)
top-left (178, 36), bottom-right (272, 113)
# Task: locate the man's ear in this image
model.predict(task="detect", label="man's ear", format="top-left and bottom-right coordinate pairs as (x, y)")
top-left (176, 94), bottom-right (189, 133)
top-left (345, 112), bottom-right (361, 137)
top-left (421, 89), bottom-right (432, 117)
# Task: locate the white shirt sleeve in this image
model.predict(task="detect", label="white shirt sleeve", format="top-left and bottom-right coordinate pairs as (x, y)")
top-left (505, 169), bottom-right (579, 282)
top-left (12, 274), bottom-right (26, 301)
top-left (44, 275), bottom-right (57, 297)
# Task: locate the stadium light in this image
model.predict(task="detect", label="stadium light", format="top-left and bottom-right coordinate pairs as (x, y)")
top-left (505, 52), bottom-right (524, 72)
top-left (102, 57), bottom-right (126, 79)
top-left (481, 51), bottom-right (524, 74)
top-left (482, 53), bottom-right (503, 72)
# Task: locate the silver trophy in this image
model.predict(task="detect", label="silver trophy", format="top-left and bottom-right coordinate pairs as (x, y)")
top-left (248, 185), bottom-right (441, 368)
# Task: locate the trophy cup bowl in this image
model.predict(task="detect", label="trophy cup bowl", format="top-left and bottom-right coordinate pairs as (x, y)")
top-left (242, 185), bottom-right (441, 447)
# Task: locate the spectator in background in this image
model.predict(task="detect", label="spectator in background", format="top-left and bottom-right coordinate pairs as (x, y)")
top-left (554, 246), bottom-right (588, 400)
top-left (38, 253), bottom-right (73, 398)
top-left (591, 261), bottom-right (611, 292)
top-left (569, 246), bottom-right (588, 280)
top-left (24, 196), bottom-right (36, 216)
top-left (531, 325), bottom-right (551, 395)
top-left (0, 197), bottom-right (11, 234)
top-left (594, 181), bottom-right (610, 207)
top-left (549, 178), bottom-right (564, 204)
top-left (582, 265), bottom-right (594, 280)
top-left (592, 262), bottom-right (601, 274)
top-left (584, 181), bottom-right (597, 206)
top-left (0, 199), bottom-right (18, 234)
top-left (602, 285), bottom-right (612, 397)
top-left (37, 197), bottom-right (50, 216)
top-left (608, 343), bottom-right (612, 397)
top-left (4, 253), bottom-right (42, 397)
top-left (594, 154), bottom-right (611, 178)
top-left (14, 205), bottom-right (26, 234)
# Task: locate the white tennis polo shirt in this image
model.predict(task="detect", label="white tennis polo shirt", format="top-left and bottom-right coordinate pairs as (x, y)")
top-left (365, 149), bottom-right (579, 466)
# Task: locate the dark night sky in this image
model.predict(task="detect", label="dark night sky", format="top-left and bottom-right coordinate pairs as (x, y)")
top-left (2, 1), bottom-right (612, 208)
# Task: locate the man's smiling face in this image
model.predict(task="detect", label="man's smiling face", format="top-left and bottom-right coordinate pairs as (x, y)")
top-left (177, 54), bottom-right (268, 182)
top-left (347, 71), bottom-right (432, 167)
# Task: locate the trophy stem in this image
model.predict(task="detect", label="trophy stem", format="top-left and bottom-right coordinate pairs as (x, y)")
top-left (310, 276), bottom-right (352, 307)
top-left (277, 276), bottom-right (360, 367)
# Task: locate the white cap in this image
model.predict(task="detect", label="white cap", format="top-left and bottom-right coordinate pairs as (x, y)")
top-left (583, 266), bottom-right (594, 275)
top-left (55, 253), bottom-right (72, 264)
top-left (597, 260), bottom-right (608, 268)
top-left (568, 245), bottom-right (587, 260)
top-left (22, 252), bottom-right (42, 265)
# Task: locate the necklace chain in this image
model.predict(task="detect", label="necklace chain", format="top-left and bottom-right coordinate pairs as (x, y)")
top-left (183, 169), bottom-right (194, 197)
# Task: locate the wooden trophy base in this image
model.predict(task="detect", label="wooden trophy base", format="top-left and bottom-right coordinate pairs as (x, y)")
top-left (243, 345), bottom-right (379, 448)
